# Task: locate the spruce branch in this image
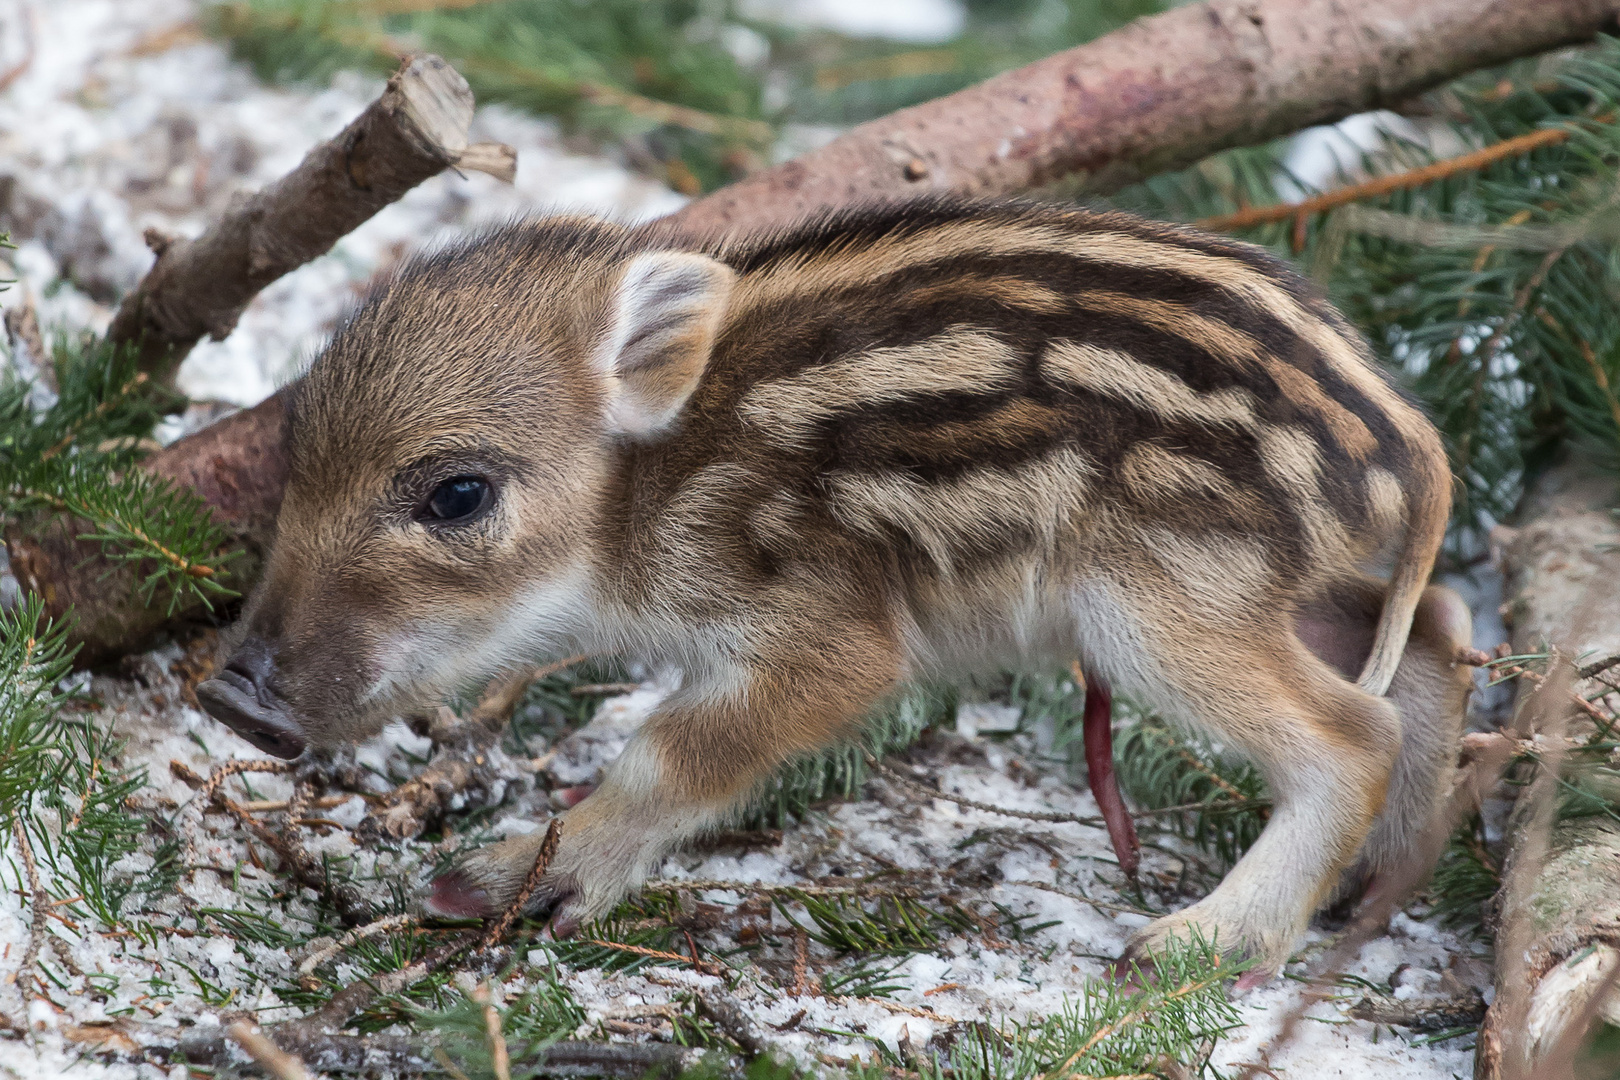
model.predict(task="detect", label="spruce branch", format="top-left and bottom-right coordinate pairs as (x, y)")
top-left (2, 336), bottom-right (239, 615)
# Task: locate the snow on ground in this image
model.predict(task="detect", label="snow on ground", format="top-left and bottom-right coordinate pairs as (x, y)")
top-left (0, 1), bottom-right (1493, 1076)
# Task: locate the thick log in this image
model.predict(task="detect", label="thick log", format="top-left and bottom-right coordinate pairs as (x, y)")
top-left (14, 0), bottom-right (1620, 663)
top-left (1474, 464), bottom-right (1620, 1080)
top-left (673, 0), bottom-right (1620, 234)
top-left (107, 53), bottom-right (510, 383)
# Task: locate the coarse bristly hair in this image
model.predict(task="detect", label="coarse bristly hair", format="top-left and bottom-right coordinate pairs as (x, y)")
top-left (206, 197), bottom-right (1470, 974)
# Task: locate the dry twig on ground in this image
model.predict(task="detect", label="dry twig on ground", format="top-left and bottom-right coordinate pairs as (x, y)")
top-left (226, 1022), bottom-right (315, 1080)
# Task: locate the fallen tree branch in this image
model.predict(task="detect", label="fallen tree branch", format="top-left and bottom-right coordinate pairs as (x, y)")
top-left (107, 53), bottom-right (511, 383)
top-left (1475, 464), bottom-right (1620, 1079)
top-left (227, 1022), bottom-right (315, 1080)
top-left (17, 0), bottom-right (1620, 665)
top-left (671, 0), bottom-right (1620, 235)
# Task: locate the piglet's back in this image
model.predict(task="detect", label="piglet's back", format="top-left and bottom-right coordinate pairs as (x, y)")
top-left (616, 200), bottom-right (1446, 615)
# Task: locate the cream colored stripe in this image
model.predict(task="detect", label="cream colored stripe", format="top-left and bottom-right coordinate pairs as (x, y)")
top-left (1072, 291), bottom-right (1378, 460)
top-left (826, 447), bottom-right (1095, 576)
top-left (737, 326), bottom-right (1020, 448)
top-left (1044, 339), bottom-right (1261, 431)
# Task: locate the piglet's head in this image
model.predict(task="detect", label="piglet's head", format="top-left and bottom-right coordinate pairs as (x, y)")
top-left (197, 219), bottom-right (735, 756)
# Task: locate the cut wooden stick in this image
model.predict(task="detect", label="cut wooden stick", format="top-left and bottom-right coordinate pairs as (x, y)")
top-left (107, 53), bottom-right (510, 384)
top-left (472, 984), bottom-right (512, 1080)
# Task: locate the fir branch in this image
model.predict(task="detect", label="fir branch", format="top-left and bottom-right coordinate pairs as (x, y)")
top-left (2, 335), bottom-right (238, 613)
top-left (921, 936), bottom-right (1241, 1080)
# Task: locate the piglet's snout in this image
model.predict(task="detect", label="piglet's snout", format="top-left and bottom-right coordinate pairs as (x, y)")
top-left (195, 638), bottom-right (307, 759)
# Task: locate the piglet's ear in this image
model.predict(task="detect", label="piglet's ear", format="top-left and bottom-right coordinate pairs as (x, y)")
top-left (593, 250), bottom-right (735, 437)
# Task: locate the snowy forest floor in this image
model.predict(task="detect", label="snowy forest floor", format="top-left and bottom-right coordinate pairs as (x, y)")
top-left (0, 1), bottom-right (1498, 1076)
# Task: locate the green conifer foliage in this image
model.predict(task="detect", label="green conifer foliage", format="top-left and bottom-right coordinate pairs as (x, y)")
top-left (1, 334), bottom-right (239, 614)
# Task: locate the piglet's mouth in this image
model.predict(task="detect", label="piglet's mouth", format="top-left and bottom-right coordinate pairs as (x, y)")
top-left (196, 673), bottom-right (308, 759)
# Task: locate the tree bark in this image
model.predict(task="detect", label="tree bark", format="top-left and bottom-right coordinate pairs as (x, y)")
top-left (106, 53), bottom-right (512, 383)
top-left (1474, 464), bottom-right (1620, 1080)
top-left (14, 0), bottom-right (1620, 663)
top-left (673, 0), bottom-right (1620, 235)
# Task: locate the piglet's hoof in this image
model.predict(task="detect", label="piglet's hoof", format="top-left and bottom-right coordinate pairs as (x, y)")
top-left (551, 783), bottom-right (596, 809)
top-left (1231, 966), bottom-right (1276, 994)
top-left (423, 870), bottom-right (495, 919)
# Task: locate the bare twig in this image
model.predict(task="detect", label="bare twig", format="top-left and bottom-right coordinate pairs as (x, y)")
top-left (361, 657), bottom-right (585, 842)
top-left (107, 53), bottom-right (510, 383)
top-left (695, 990), bottom-right (767, 1059)
top-left (11, 818), bottom-right (47, 1007)
top-left (2, 304), bottom-right (53, 393)
top-left (581, 938), bottom-right (726, 977)
top-left (227, 1022), bottom-right (314, 1080)
top-left (1012, 880), bottom-right (1160, 919)
top-left (866, 752), bottom-right (1106, 827)
top-left (177, 1027), bottom-right (696, 1077)
top-left (1579, 653), bottom-right (1620, 681)
top-left (472, 984), bottom-right (512, 1080)
top-left (479, 817), bottom-right (561, 949)
top-left (296, 913), bottom-right (417, 976)
top-left (217, 794), bottom-right (376, 927)
top-left (292, 933), bottom-right (474, 1035)
top-left (1197, 126), bottom-right (1572, 232)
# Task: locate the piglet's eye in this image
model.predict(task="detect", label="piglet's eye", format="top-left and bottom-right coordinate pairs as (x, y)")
top-left (423, 475), bottom-right (491, 523)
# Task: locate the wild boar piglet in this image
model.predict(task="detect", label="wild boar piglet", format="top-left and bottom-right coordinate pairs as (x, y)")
top-left (197, 200), bottom-right (1461, 974)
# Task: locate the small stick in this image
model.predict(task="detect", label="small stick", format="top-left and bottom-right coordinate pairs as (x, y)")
top-left (582, 938), bottom-right (726, 976)
top-left (694, 990), bottom-right (766, 1059)
top-left (197, 758), bottom-right (293, 809)
top-left (791, 927), bottom-right (811, 996)
top-left (297, 913), bottom-right (417, 976)
top-left (1013, 879), bottom-right (1161, 919)
top-left (825, 995), bottom-right (941, 1020)
top-left (1578, 652), bottom-right (1620, 681)
top-left (479, 817), bottom-right (562, 950)
top-left (471, 984), bottom-right (511, 1080)
top-left (218, 796), bottom-right (375, 927)
top-left (435, 1047), bottom-right (476, 1080)
top-left (864, 751), bottom-right (1107, 827)
top-left (1198, 125), bottom-right (1571, 232)
top-left (227, 1022), bottom-right (314, 1080)
top-left (11, 819), bottom-right (47, 1005)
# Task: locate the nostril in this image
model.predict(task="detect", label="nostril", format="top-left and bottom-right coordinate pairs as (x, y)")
top-left (224, 637), bottom-right (277, 688)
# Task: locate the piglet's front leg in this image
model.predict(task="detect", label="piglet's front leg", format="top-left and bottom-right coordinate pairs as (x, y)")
top-left (425, 618), bottom-right (901, 930)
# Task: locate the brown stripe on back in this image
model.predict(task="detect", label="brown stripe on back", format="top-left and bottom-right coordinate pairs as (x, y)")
top-left (833, 396), bottom-right (1070, 475)
top-left (1072, 290), bottom-right (1378, 462)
